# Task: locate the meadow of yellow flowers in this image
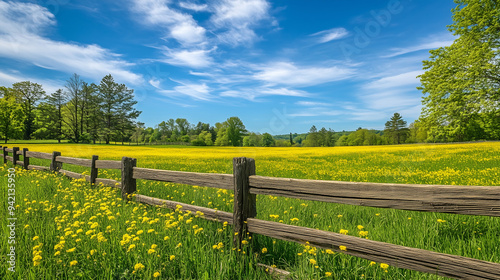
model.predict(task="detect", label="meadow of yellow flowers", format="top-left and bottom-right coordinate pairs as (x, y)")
top-left (1, 142), bottom-right (499, 279)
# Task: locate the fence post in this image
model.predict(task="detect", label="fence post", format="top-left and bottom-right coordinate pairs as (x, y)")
top-left (233, 157), bottom-right (256, 248)
top-left (50, 151), bottom-right (62, 172)
top-left (2, 146), bottom-right (7, 164)
top-left (90, 155), bottom-right (98, 186)
top-left (12, 147), bottom-right (19, 166)
top-left (22, 148), bottom-right (29, 170)
top-left (121, 157), bottom-right (136, 200)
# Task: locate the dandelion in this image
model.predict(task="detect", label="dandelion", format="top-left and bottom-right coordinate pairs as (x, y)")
top-left (359, 231), bottom-right (369, 237)
top-left (357, 225), bottom-right (364, 230)
top-left (32, 236), bottom-right (39, 241)
top-left (325, 249), bottom-right (334, 254)
top-left (90, 249), bottom-right (96, 255)
top-left (309, 259), bottom-right (316, 265)
top-left (136, 230), bottom-right (144, 235)
top-left (262, 248), bottom-right (268, 254)
top-left (339, 229), bottom-right (348, 235)
top-left (437, 219), bottom-right (446, 223)
top-left (170, 255), bottom-right (175, 261)
top-left (380, 263), bottom-right (389, 269)
top-left (66, 247), bottom-right (76, 253)
top-left (370, 261), bottom-right (376, 266)
top-left (241, 240), bottom-right (249, 245)
top-left (175, 242), bottom-right (182, 248)
top-left (148, 249), bottom-right (156, 254)
top-left (127, 244), bottom-right (136, 252)
top-left (134, 263), bottom-right (145, 271)
top-left (325, 272), bottom-right (332, 277)
top-left (164, 236), bottom-right (170, 241)
top-left (339, 246), bottom-right (347, 251)
top-left (69, 260), bottom-right (78, 266)
top-left (153, 272), bottom-right (161, 278)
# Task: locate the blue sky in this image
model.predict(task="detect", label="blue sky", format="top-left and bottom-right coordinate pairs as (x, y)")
top-left (0, 0), bottom-right (456, 134)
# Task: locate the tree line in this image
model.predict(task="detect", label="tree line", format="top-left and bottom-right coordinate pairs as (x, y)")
top-left (0, 74), bottom-right (140, 144)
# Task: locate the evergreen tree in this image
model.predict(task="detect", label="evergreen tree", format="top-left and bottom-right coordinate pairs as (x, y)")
top-left (384, 113), bottom-right (408, 144)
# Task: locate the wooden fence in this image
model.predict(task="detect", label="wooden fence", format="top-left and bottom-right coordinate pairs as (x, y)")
top-left (2, 146), bottom-right (500, 279)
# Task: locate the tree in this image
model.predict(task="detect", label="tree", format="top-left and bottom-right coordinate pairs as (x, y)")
top-left (0, 87), bottom-right (24, 143)
top-left (36, 89), bottom-right (66, 142)
top-left (64, 74), bottom-right (84, 143)
top-left (97, 74), bottom-right (141, 144)
top-left (12, 81), bottom-right (45, 140)
top-left (225, 117), bottom-right (246, 146)
top-left (261, 133), bottom-right (275, 147)
top-left (384, 113), bottom-right (408, 144)
top-left (418, 0), bottom-right (500, 141)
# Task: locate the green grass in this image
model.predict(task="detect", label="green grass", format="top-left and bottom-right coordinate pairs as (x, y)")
top-left (1, 142), bottom-right (500, 279)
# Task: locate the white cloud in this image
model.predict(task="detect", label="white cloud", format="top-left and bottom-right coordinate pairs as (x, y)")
top-left (131, 0), bottom-right (206, 45)
top-left (0, 1), bottom-right (142, 84)
top-left (310, 28), bottom-right (348, 44)
top-left (161, 48), bottom-right (214, 68)
top-left (160, 79), bottom-right (213, 101)
top-left (220, 87), bottom-right (308, 100)
top-left (364, 70), bottom-right (423, 90)
top-left (210, 0), bottom-right (272, 46)
top-left (179, 1), bottom-right (208, 12)
top-left (0, 69), bottom-right (63, 94)
top-left (296, 101), bottom-right (331, 107)
top-left (382, 39), bottom-right (454, 58)
top-left (253, 62), bottom-right (354, 87)
top-left (288, 109), bottom-right (342, 117)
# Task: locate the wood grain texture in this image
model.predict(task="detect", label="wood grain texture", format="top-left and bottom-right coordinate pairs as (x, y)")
top-left (5, 148), bottom-right (13, 153)
top-left (12, 147), bottom-right (19, 165)
top-left (6, 156), bottom-right (13, 162)
top-left (247, 218), bottom-right (500, 280)
top-left (133, 167), bottom-right (233, 190)
top-left (15, 161), bottom-right (23, 166)
top-left (26, 151), bottom-right (52, 160)
top-left (135, 194), bottom-right (233, 224)
top-left (16, 150), bottom-right (23, 155)
top-left (95, 160), bottom-right (121, 169)
top-left (121, 157), bottom-right (136, 200)
top-left (90, 155), bottom-right (98, 185)
top-left (55, 156), bottom-right (92, 167)
top-left (22, 148), bottom-right (29, 170)
top-left (233, 157), bottom-right (256, 247)
top-left (59, 169), bottom-right (85, 179)
top-left (28, 165), bottom-right (49, 171)
top-left (249, 176), bottom-right (500, 217)
top-left (50, 152), bottom-right (62, 171)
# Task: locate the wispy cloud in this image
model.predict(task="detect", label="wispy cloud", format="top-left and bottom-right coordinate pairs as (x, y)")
top-left (253, 62), bottom-right (355, 87)
top-left (382, 39), bottom-right (454, 58)
top-left (210, 0), bottom-right (273, 46)
top-left (0, 69), bottom-right (63, 94)
top-left (178, 1), bottom-right (209, 12)
top-left (130, 0), bottom-right (206, 46)
top-left (0, 1), bottom-right (142, 84)
top-left (364, 70), bottom-right (423, 90)
top-left (310, 28), bottom-right (348, 44)
top-left (161, 47), bottom-right (215, 68)
top-left (159, 79), bottom-right (213, 101)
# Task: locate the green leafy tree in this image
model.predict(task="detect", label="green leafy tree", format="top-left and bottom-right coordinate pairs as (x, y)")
top-left (418, 0), bottom-right (500, 141)
top-left (261, 133), bottom-right (275, 147)
top-left (225, 117), bottom-right (246, 146)
top-left (12, 81), bottom-right (45, 140)
top-left (0, 87), bottom-right (24, 143)
top-left (384, 113), bottom-right (408, 144)
top-left (64, 74), bottom-right (84, 143)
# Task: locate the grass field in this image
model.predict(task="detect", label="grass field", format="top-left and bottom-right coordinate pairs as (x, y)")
top-left (1, 142), bottom-right (499, 279)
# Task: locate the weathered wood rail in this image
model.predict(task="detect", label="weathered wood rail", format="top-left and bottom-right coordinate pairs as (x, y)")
top-left (2, 146), bottom-right (499, 279)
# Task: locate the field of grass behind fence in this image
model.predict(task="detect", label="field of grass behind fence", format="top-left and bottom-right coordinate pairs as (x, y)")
top-left (1, 142), bottom-right (500, 279)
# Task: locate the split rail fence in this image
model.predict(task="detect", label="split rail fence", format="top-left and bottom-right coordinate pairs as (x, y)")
top-left (2, 146), bottom-right (500, 279)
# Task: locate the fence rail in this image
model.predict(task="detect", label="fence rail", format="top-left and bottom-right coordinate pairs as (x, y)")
top-left (2, 145), bottom-right (500, 279)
